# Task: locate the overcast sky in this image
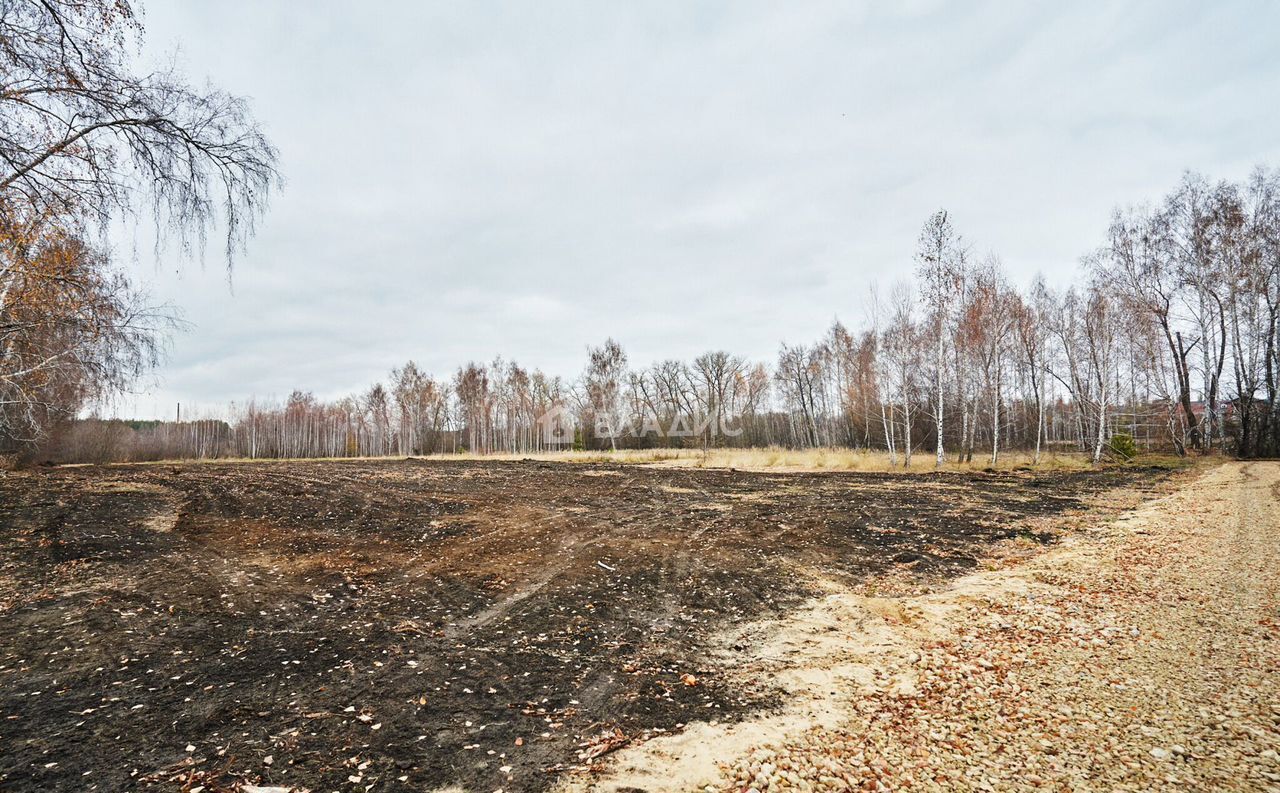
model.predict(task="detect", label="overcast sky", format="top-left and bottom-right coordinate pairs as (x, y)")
top-left (111, 0), bottom-right (1280, 420)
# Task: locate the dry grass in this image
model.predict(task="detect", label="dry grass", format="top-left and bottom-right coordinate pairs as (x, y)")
top-left (452, 446), bottom-right (1100, 472)
top-left (110, 446), bottom-right (1196, 474)
top-left (647, 447), bottom-right (1093, 473)
top-left (453, 446), bottom-right (1198, 473)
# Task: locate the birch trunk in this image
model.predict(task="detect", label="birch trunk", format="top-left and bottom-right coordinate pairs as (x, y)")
top-left (934, 330), bottom-right (945, 467)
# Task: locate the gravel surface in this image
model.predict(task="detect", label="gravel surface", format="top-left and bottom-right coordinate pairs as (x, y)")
top-left (721, 461), bottom-right (1280, 792)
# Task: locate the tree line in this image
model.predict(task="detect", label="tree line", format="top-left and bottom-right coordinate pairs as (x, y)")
top-left (46, 167), bottom-right (1280, 464)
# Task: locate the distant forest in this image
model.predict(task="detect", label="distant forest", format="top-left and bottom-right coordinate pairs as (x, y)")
top-left (45, 169), bottom-right (1280, 465)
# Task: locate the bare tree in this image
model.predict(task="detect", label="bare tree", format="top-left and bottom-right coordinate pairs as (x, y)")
top-left (775, 343), bottom-right (822, 448)
top-left (692, 350), bottom-right (745, 449)
top-left (1246, 167), bottom-right (1280, 453)
top-left (0, 0), bottom-right (280, 258)
top-left (1165, 173), bottom-right (1228, 449)
top-left (1097, 205), bottom-right (1200, 452)
top-left (584, 338), bottom-right (627, 451)
top-left (915, 210), bottom-right (965, 467)
top-left (1082, 284), bottom-right (1120, 462)
top-left (867, 283), bottom-right (898, 465)
top-left (970, 257), bottom-right (1016, 464)
top-left (454, 363), bottom-right (491, 453)
top-left (885, 280), bottom-right (920, 467)
top-left (1015, 278), bottom-right (1051, 463)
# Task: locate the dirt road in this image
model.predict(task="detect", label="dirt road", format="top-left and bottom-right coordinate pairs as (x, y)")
top-left (577, 461), bottom-right (1279, 792)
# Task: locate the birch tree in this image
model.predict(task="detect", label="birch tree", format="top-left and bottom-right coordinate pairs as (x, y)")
top-left (915, 210), bottom-right (964, 467)
top-left (867, 284), bottom-right (898, 464)
top-left (1015, 278), bottom-right (1051, 463)
top-left (971, 258), bottom-right (1017, 464)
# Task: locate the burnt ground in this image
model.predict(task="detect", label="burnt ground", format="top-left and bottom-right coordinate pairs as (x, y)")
top-left (0, 459), bottom-right (1169, 792)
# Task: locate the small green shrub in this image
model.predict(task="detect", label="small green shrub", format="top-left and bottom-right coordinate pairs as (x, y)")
top-left (1107, 431), bottom-right (1138, 460)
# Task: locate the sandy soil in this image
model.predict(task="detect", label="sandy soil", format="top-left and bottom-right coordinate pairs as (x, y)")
top-left (568, 461), bottom-right (1278, 792)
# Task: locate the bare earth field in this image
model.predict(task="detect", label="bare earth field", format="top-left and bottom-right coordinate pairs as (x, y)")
top-left (0, 458), bottom-right (1211, 792)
